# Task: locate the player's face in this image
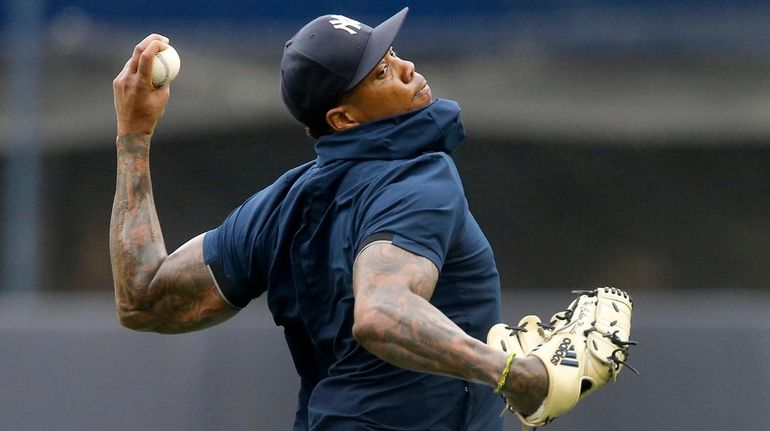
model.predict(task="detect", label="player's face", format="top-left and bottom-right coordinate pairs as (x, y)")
top-left (343, 48), bottom-right (432, 123)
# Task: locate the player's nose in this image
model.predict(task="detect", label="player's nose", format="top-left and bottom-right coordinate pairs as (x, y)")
top-left (398, 58), bottom-right (415, 83)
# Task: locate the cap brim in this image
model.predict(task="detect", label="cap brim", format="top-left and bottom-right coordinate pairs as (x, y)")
top-left (345, 7), bottom-right (409, 91)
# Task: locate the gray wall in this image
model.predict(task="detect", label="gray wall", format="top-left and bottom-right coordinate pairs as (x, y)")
top-left (2, 289), bottom-right (768, 431)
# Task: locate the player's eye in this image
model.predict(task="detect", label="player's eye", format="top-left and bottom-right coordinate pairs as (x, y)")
top-left (377, 63), bottom-right (388, 78)
top-left (389, 48), bottom-right (397, 57)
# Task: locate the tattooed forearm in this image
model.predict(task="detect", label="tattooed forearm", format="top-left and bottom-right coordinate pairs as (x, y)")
top-left (110, 133), bottom-right (166, 304)
top-left (110, 134), bottom-right (236, 333)
top-left (352, 242), bottom-right (504, 387)
top-left (352, 242), bottom-right (548, 415)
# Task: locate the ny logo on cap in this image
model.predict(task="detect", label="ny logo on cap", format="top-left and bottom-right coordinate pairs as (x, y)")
top-left (329, 15), bottom-right (362, 35)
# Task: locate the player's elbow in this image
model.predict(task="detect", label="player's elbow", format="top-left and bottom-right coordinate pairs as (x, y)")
top-left (116, 306), bottom-right (151, 332)
top-left (117, 310), bottom-right (140, 331)
top-left (113, 278), bottom-right (170, 333)
top-left (352, 316), bottom-right (377, 346)
top-left (115, 297), bottom-right (163, 333)
top-left (352, 300), bottom-right (388, 346)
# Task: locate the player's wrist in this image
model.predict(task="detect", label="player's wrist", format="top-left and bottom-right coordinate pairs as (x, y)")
top-left (493, 351), bottom-right (516, 394)
top-left (116, 120), bottom-right (157, 138)
top-left (115, 133), bottom-right (152, 153)
top-left (502, 356), bottom-right (548, 417)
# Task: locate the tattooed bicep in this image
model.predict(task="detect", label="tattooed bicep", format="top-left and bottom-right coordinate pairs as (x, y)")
top-left (353, 241), bottom-right (439, 301)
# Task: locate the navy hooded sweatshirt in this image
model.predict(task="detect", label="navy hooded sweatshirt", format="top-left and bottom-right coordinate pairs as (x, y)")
top-left (203, 99), bottom-right (504, 430)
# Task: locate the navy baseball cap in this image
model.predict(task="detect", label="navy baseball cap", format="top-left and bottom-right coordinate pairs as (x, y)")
top-left (280, 7), bottom-right (409, 128)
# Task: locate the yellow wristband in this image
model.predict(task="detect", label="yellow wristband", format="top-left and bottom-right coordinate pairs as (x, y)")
top-left (493, 351), bottom-right (516, 394)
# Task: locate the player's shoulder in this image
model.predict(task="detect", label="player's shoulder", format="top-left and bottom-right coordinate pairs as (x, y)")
top-left (381, 151), bottom-right (459, 180)
top-left (279, 160), bottom-right (317, 185)
top-left (362, 152), bottom-right (465, 204)
top-left (220, 160), bottom-right (316, 225)
top-left (398, 151), bottom-right (463, 189)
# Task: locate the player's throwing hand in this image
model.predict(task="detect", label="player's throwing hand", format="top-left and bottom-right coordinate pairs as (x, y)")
top-left (113, 33), bottom-right (171, 137)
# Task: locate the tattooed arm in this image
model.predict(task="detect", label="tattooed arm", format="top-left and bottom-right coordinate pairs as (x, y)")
top-left (352, 241), bottom-right (547, 415)
top-left (110, 34), bottom-right (238, 334)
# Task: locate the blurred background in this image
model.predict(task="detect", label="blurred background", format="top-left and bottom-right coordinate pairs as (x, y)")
top-left (0, 1), bottom-right (768, 430)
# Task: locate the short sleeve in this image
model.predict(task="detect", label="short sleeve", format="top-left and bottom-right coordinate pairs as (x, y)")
top-left (203, 191), bottom-right (272, 308)
top-left (202, 162), bottom-right (314, 308)
top-left (203, 195), bottom-right (268, 309)
top-left (357, 153), bottom-right (467, 270)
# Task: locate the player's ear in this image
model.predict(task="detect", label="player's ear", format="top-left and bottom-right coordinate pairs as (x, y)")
top-left (326, 106), bottom-right (360, 132)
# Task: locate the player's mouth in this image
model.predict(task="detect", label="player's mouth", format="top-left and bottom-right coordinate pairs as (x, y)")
top-left (413, 80), bottom-right (431, 101)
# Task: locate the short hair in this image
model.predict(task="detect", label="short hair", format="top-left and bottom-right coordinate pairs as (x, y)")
top-left (305, 123), bottom-right (335, 139)
top-left (304, 90), bottom-right (354, 140)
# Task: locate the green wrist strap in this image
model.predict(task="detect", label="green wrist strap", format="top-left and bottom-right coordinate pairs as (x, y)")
top-left (494, 352), bottom-right (516, 394)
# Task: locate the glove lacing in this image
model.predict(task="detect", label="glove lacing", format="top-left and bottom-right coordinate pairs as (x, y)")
top-left (563, 289), bottom-right (640, 377)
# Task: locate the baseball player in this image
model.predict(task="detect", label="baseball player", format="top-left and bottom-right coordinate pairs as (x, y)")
top-left (111, 7), bottom-right (634, 430)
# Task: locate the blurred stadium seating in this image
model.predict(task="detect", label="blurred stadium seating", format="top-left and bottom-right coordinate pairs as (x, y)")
top-left (1, 0), bottom-right (767, 292)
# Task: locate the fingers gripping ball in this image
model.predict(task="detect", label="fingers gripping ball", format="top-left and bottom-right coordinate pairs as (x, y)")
top-left (152, 45), bottom-right (180, 87)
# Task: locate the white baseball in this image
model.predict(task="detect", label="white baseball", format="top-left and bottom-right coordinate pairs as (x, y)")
top-left (151, 45), bottom-right (180, 87)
